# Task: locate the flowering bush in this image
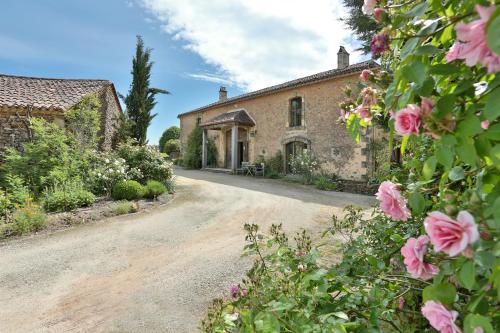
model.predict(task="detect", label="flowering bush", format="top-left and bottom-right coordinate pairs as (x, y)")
top-left (115, 140), bottom-right (173, 184)
top-left (88, 153), bottom-right (129, 196)
top-left (203, 0), bottom-right (499, 332)
top-left (289, 149), bottom-right (319, 183)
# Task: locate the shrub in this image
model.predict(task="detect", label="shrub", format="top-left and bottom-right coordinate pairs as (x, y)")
top-left (144, 180), bottom-right (166, 200)
top-left (88, 153), bottom-right (129, 196)
top-left (159, 126), bottom-right (180, 153)
top-left (163, 139), bottom-right (180, 156)
top-left (43, 181), bottom-right (96, 212)
top-left (314, 176), bottom-right (337, 191)
top-left (11, 199), bottom-right (47, 235)
top-left (65, 94), bottom-right (101, 151)
top-left (256, 150), bottom-right (284, 177)
top-left (111, 180), bottom-right (145, 200)
top-left (0, 191), bottom-right (11, 222)
top-left (183, 126), bottom-right (217, 168)
top-left (116, 140), bottom-right (173, 183)
top-left (289, 149), bottom-right (319, 183)
top-left (112, 201), bottom-right (138, 215)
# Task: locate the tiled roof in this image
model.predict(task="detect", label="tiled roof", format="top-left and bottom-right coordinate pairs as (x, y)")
top-left (0, 74), bottom-right (118, 112)
top-left (201, 109), bottom-right (255, 127)
top-left (178, 60), bottom-right (378, 117)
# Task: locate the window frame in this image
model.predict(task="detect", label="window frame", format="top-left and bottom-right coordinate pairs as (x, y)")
top-left (288, 97), bottom-right (303, 128)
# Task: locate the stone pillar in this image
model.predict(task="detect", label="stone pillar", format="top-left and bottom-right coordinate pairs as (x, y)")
top-left (202, 128), bottom-right (208, 168)
top-left (231, 125), bottom-right (238, 171)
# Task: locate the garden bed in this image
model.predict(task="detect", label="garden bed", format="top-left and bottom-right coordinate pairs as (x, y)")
top-left (0, 193), bottom-right (174, 240)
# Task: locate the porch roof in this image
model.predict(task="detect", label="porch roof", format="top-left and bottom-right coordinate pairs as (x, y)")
top-left (201, 109), bottom-right (255, 128)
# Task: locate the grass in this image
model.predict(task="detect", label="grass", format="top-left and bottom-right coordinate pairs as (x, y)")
top-left (112, 201), bottom-right (138, 215)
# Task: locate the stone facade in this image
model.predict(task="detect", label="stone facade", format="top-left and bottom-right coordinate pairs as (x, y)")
top-left (179, 64), bottom-right (380, 181)
top-left (0, 76), bottom-right (121, 153)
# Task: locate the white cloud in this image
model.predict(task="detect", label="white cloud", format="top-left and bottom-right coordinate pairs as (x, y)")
top-left (139, 0), bottom-right (363, 91)
top-left (187, 72), bottom-right (235, 86)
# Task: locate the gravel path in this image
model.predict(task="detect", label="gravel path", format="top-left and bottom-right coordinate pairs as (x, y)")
top-left (0, 169), bottom-right (374, 332)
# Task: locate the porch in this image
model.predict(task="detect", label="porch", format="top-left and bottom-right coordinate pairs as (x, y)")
top-left (200, 109), bottom-right (255, 172)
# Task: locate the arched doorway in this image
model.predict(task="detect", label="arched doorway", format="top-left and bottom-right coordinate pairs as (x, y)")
top-left (285, 141), bottom-right (307, 173)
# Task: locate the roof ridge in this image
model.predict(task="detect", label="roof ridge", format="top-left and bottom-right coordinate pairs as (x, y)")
top-left (0, 73), bottom-right (112, 83)
top-left (178, 59), bottom-right (378, 117)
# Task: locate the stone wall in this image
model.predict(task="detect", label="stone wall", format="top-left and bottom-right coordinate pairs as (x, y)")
top-left (0, 85), bottom-right (121, 154)
top-left (179, 72), bottom-right (372, 181)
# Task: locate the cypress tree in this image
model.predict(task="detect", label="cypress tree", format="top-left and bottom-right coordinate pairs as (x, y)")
top-left (124, 35), bottom-right (169, 145)
top-left (341, 0), bottom-right (379, 54)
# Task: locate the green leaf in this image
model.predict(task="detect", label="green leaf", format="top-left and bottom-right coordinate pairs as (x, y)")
top-left (464, 313), bottom-right (494, 333)
top-left (409, 192), bottom-right (426, 214)
top-left (458, 261), bottom-right (476, 290)
top-left (449, 166), bottom-right (465, 181)
top-left (404, 2), bottom-right (428, 18)
top-left (436, 146), bottom-right (454, 169)
top-left (486, 7), bottom-right (500, 55)
top-left (484, 87), bottom-right (500, 121)
top-left (457, 115), bottom-right (483, 137)
top-left (401, 38), bottom-right (420, 60)
top-left (401, 61), bottom-right (427, 86)
top-left (422, 156), bottom-right (437, 180)
top-left (423, 283), bottom-right (457, 305)
top-left (254, 312), bottom-right (280, 333)
top-left (414, 45), bottom-right (439, 55)
top-left (435, 95), bottom-right (457, 118)
top-left (492, 145), bottom-right (500, 170)
top-left (484, 123), bottom-right (500, 140)
top-left (456, 137), bottom-right (478, 165)
top-left (430, 63), bottom-right (461, 75)
top-left (415, 77), bottom-right (435, 96)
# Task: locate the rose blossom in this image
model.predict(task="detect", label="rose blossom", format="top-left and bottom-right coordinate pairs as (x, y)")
top-left (355, 105), bottom-right (373, 122)
top-left (362, 0), bottom-right (377, 15)
top-left (395, 104), bottom-right (422, 135)
top-left (446, 5), bottom-right (500, 73)
top-left (230, 284), bottom-right (240, 298)
top-left (401, 236), bottom-right (439, 280)
top-left (371, 31), bottom-right (390, 56)
top-left (373, 8), bottom-right (385, 22)
top-left (481, 120), bottom-right (490, 129)
top-left (398, 297), bottom-right (405, 310)
top-left (424, 211), bottom-right (479, 257)
top-left (421, 301), bottom-right (462, 333)
top-left (360, 69), bottom-right (371, 81)
top-left (361, 87), bottom-right (377, 106)
top-left (420, 97), bottom-right (434, 116)
top-left (375, 181), bottom-right (411, 221)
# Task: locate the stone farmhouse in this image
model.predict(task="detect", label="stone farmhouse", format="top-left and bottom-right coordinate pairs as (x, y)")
top-left (0, 74), bottom-right (122, 152)
top-left (178, 47), bottom-right (381, 181)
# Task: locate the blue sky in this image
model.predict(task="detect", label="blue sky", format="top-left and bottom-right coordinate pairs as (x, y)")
top-left (0, 0), bottom-right (362, 144)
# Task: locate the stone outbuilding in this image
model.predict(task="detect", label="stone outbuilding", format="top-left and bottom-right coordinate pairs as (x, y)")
top-left (178, 47), bottom-right (381, 181)
top-left (0, 74), bottom-right (122, 152)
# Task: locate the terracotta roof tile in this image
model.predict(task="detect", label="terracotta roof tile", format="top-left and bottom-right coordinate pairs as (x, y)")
top-left (0, 74), bottom-right (113, 111)
top-left (178, 60), bottom-right (378, 117)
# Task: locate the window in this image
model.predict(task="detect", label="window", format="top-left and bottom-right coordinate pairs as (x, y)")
top-left (196, 117), bottom-right (202, 126)
top-left (289, 97), bottom-right (302, 127)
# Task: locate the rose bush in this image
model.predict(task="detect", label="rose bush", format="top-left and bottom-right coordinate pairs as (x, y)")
top-left (202, 0), bottom-right (499, 332)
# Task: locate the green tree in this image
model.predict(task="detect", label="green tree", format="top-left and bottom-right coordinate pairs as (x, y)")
top-left (163, 139), bottom-right (180, 156)
top-left (124, 35), bottom-right (169, 145)
top-left (341, 0), bottom-right (378, 53)
top-left (183, 127), bottom-right (217, 169)
top-left (159, 126), bottom-right (180, 152)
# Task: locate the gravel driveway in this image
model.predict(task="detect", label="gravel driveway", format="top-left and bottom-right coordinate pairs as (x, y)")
top-left (0, 169), bottom-right (374, 332)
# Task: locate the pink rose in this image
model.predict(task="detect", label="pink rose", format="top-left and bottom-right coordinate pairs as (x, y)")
top-left (355, 105), bottom-right (373, 122)
top-left (362, 0), bottom-right (377, 15)
top-left (373, 8), bottom-right (385, 22)
top-left (398, 297), bottom-right (405, 310)
top-left (371, 31), bottom-right (390, 56)
top-left (361, 87), bottom-right (377, 106)
top-left (360, 69), bottom-right (371, 81)
top-left (421, 301), bottom-right (462, 333)
top-left (401, 236), bottom-right (439, 280)
top-left (395, 104), bottom-right (422, 135)
top-left (424, 211), bottom-right (479, 257)
top-left (375, 181), bottom-right (411, 221)
top-left (446, 5), bottom-right (500, 74)
top-left (481, 120), bottom-right (490, 129)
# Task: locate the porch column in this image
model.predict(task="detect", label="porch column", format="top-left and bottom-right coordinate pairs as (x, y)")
top-left (202, 128), bottom-right (208, 169)
top-left (231, 124), bottom-right (238, 171)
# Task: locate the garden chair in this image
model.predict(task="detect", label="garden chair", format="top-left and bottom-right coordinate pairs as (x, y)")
top-left (237, 161), bottom-right (250, 175)
top-left (254, 163), bottom-right (265, 177)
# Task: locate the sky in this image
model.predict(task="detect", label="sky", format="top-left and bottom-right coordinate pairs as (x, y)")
top-left (0, 0), bottom-right (364, 144)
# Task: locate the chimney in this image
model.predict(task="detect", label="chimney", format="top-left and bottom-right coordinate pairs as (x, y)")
top-left (337, 46), bottom-right (350, 69)
top-left (219, 86), bottom-right (227, 101)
